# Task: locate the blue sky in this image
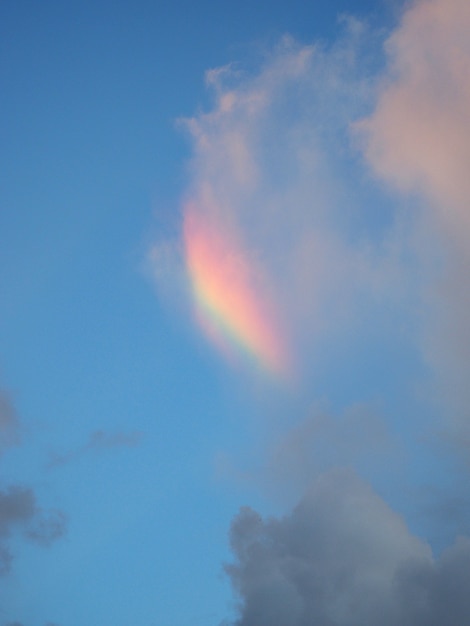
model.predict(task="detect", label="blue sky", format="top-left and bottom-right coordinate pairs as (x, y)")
top-left (2, 1), bottom-right (470, 625)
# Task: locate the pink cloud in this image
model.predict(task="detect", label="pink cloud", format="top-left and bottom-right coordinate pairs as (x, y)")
top-left (359, 0), bottom-right (470, 238)
top-left (165, 34), bottom-right (407, 384)
top-left (359, 0), bottom-right (470, 430)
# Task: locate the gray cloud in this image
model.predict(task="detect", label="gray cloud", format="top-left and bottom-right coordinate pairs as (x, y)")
top-left (0, 392), bottom-right (21, 455)
top-left (224, 469), bottom-right (470, 626)
top-left (0, 389), bottom-right (67, 579)
top-left (264, 405), bottom-right (395, 495)
top-left (0, 486), bottom-right (67, 575)
top-left (0, 487), bottom-right (35, 537)
top-left (25, 509), bottom-right (67, 546)
top-left (47, 429), bottom-right (142, 469)
top-left (215, 405), bottom-right (397, 505)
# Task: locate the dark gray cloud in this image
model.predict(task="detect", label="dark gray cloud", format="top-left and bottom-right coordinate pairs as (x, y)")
top-left (0, 487), bottom-right (35, 537)
top-left (0, 390), bottom-right (67, 579)
top-left (224, 469), bottom-right (470, 626)
top-left (47, 428), bottom-right (142, 468)
top-left (0, 486), bottom-right (67, 575)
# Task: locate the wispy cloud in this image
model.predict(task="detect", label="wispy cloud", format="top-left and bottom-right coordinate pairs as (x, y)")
top-left (215, 404), bottom-right (397, 504)
top-left (152, 26), bottom-right (409, 385)
top-left (46, 429), bottom-right (142, 469)
top-left (262, 405), bottom-right (396, 494)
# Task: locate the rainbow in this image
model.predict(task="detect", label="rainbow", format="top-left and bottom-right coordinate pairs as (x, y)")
top-left (183, 203), bottom-right (290, 379)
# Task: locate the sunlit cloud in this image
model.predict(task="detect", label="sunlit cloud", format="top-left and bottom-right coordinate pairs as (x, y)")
top-left (359, 0), bottom-right (470, 234)
top-left (153, 28), bottom-right (409, 387)
top-left (183, 200), bottom-right (293, 381)
top-left (359, 0), bottom-right (470, 431)
top-left (147, 1), bottom-right (470, 623)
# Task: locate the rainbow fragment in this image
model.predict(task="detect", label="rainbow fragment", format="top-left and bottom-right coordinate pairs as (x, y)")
top-left (183, 204), bottom-right (290, 379)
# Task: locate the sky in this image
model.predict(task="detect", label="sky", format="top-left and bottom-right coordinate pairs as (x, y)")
top-left (1, 0), bottom-right (470, 624)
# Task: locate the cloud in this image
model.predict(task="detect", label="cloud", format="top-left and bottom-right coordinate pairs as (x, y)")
top-left (215, 404), bottom-right (397, 504)
top-left (25, 509), bottom-right (67, 546)
top-left (359, 0), bottom-right (470, 235)
top-left (86, 429), bottom-right (142, 448)
top-left (0, 390), bottom-right (67, 578)
top-left (358, 0), bottom-right (470, 429)
top-left (0, 392), bottom-right (21, 454)
top-left (154, 0), bottom-right (469, 434)
top-left (263, 405), bottom-right (396, 495)
top-left (224, 469), bottom-right (470, 626)
top-left (152, 27), bottom-right (410, 384)
top-left (150, 1), bottom-right (470, 622)
top-left (0, 486), bottom-right (67, 575)
top-left (46, 429), bottom-right (142, 469)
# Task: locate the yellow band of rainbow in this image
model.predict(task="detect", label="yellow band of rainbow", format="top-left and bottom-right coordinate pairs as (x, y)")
top-left (183, 204), bottom-right (290, 379)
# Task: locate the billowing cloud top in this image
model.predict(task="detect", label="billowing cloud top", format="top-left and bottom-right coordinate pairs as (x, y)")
top-left (225, 470), bottom-right (470, 626)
